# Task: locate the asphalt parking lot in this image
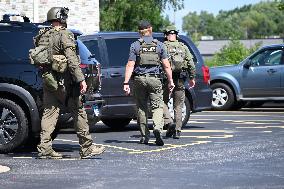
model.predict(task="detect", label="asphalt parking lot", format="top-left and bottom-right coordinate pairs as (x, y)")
top-left (0, 106), bottom-right (284, 189)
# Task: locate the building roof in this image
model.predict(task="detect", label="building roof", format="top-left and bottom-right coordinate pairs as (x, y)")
top-left (198, 38), bottom-right (284, 56)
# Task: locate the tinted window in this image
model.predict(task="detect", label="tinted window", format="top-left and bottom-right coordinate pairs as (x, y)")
top-left (0, 31), bottom-right (34, 61)
top-left (0, 48), bottom-right (12, 63)
top-left (83, 40), bottom-right (101, 63)
top-left (251, 49), bottom-right (283, 66)
top-left (105, 38), bottom-right (136, 67)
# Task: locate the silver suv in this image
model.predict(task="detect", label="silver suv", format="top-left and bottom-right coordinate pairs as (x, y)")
top-left (210, 44), bottom-right (284, 111)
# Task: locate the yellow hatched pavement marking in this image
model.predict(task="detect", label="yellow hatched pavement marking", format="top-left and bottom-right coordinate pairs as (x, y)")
top-left (54, 139), bottom-right (143, 152)
top-left (128, 141), bottom-right (211, 154)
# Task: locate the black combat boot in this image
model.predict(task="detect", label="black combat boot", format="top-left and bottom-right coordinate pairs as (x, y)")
top-left (165, 123), bottom-right (176, 137)
top-left (139, 137), bottom-right (149, 145)
top-left (153, 130), bottom-right (164, 146)
top-left (173, 130), bottom-right (181, 139)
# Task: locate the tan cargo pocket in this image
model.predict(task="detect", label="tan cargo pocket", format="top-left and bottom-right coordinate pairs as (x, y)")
top-left (42, 71), bottom-right (58, 92)
top-left (52, 55), bottom-right (68, 73)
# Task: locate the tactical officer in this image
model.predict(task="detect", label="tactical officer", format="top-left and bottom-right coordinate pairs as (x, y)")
top-left (123, 20), bottom-right (175, 146)
top-left (36, 7), bottom-right (105, 159)
top-left (163, 25), bottom-right (196, 139)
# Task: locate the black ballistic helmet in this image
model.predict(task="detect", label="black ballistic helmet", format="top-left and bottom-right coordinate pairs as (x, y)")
top-left (47, 7), bottom-right (69, 24)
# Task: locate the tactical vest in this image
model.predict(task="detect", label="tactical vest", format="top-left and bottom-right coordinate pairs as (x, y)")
top-left (136, 38), bottom-right (161, 66)
top-left (29, 28), bottom-right (67, 73)
top-left (29, 28), bottom-right (53, 66)
top-left (165, 41), bottom-right (188, 72)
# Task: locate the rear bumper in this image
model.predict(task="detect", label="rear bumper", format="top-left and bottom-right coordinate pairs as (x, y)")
top-left (191, 87), bottom-right (212, 112)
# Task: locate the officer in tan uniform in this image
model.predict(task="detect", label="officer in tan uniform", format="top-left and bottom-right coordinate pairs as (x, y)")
top-left (36, 7), bottom-right (105, 159)
top-left (123, 21), bottom-right (175, 146)
top-left (163, 25), bottom-right (196, 139)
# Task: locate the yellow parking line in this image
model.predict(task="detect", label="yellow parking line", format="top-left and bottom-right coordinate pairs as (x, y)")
top-left (231, 122), bottom-right (280, 125)
top-left (236, 126), bottom-right (284, 129)
top-left (129, 141), bottom-right (211, 154)
top-left (203, 111), bottom-right (284, 114)
top-left (188, 121), bottom-right (212, 124)
top-left (189, 119), bottom-right (215, 121)
top-left (13, 157), bottom-right (33, 159)
top-left (193, 115), bottom-right (284, 117)
top-left (223, 120), bottom-right (284, 122)
top-left (178, 130), bottom-right (233, 133)
top-left (180, 134), bottom-right (234, 139)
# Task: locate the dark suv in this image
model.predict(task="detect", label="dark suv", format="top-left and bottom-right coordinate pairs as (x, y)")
top-left (79, 32), bottom-right (212, 129)
top-left (0, 15), bottom-right (100, 153)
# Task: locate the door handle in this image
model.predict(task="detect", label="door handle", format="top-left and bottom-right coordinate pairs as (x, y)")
top-left (267, 69), bottom-right (277, 74)
top-left (110, 73), bottom-right (122, 77)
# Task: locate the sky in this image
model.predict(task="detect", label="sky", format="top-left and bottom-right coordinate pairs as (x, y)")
top-left (165, 0), bottom-right (264, 33)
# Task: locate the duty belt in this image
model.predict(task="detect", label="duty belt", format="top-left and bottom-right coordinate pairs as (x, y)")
top-left (134, 73), bottom-right (161, 78)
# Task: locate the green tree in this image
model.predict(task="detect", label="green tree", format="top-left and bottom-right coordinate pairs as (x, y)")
top-left (205, 40), bottom-right (261, 67)
top-left (182, 12), bottom-right (201, 41)
top-left (100, 0), bottom-right (183, 31)
top-left (182, 1), bottom-right (284, 39)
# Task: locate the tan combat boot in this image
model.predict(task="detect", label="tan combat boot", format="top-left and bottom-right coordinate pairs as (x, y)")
top-left (80, 145), bottom-right (105, 159)
top-left (38, 150), bottom-right (63, 159)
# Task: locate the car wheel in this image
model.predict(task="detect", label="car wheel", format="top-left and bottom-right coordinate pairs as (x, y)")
top-left (0, 98), bottom-right (29, 153)
top-left (101, 118), bottom-right (132, 129)
top-left (168, 96), bottom-right (191, 128)
top-left (211, 83), bottom-right (235, 111)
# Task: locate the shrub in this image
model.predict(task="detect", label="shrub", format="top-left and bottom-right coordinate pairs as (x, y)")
top-left (205, 40), bottom-right (261, 67)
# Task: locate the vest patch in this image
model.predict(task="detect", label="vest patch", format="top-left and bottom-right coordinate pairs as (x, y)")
top-left (142, 46), bottom-right (157, 53)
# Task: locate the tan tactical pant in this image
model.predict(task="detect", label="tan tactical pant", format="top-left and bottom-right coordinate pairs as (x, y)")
top-left (163, 78), bottom-right (185, 131)
top-left (133, 75), bottom-right (164, 139)
top-left (37, 86), bottom-right (93, 156)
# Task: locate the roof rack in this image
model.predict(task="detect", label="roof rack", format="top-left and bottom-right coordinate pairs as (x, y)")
top-left (1, 14), bottom-right (30, 23)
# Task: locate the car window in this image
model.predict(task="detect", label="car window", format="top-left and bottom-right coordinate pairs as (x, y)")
top-left (105, 38), bottom-right (136, 67)
top-left (250, 49), bottom-right (283, 67)
top-left (0, 47), bottom-right (12, 63)
top-left (0, 31), bottom-right (34, 61)
top-left (83, 40), bottom-right (101, 63)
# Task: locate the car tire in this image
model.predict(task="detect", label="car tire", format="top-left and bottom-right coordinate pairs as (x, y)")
top-left (211, 83), bottom-right (235, 111)
top-left (0, 98), bottom-right (29, 153)
top-left (101, 118), bottom-right (132, 129)
top-left (168, 96), bottom-right (191, 128)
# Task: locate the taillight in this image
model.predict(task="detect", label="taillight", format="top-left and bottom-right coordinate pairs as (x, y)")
top-left (80, 64), bottom-right (88, 69)
top-left (202, 65), bottom-right (210, 84)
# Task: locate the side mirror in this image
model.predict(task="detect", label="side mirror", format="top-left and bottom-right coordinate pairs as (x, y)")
top-left (243, 60), bottom-right (252, 69)
top-left (88, 54), bottom-right (96, 60)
